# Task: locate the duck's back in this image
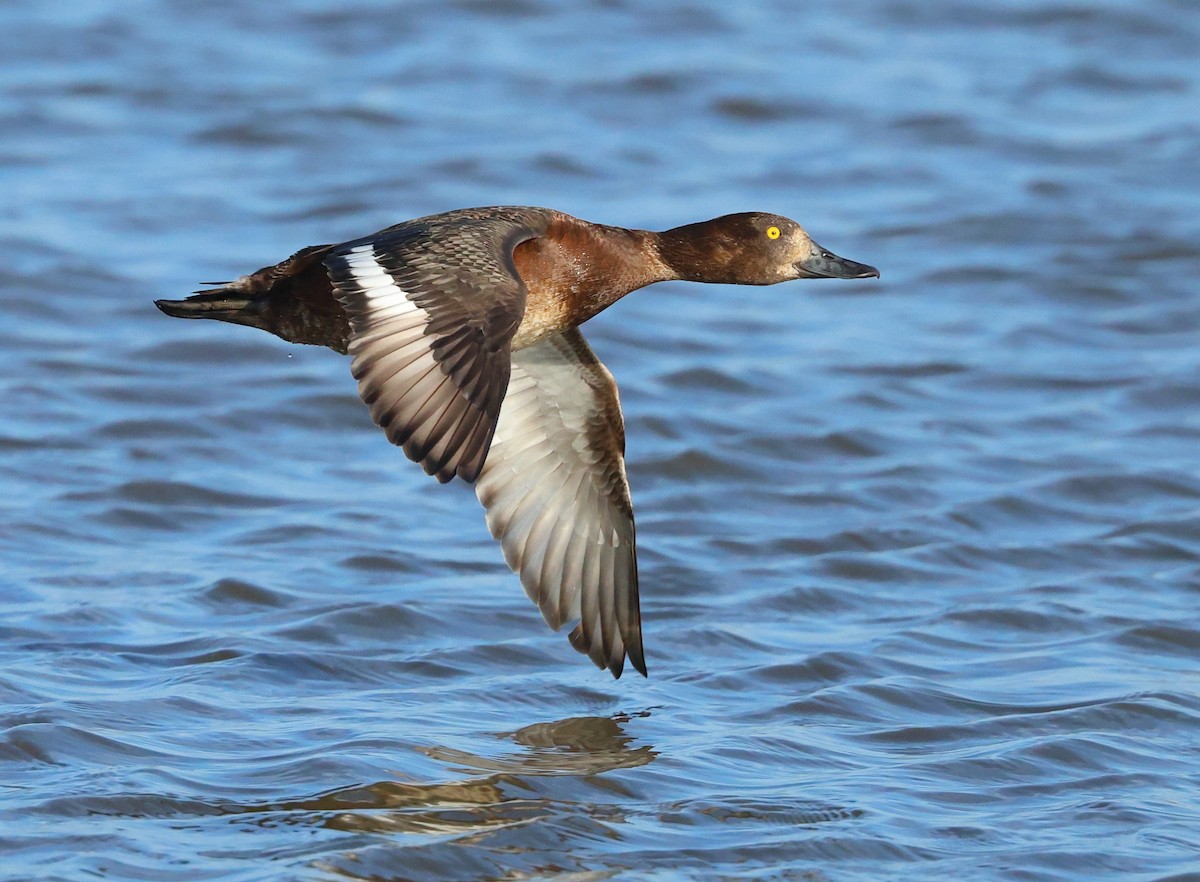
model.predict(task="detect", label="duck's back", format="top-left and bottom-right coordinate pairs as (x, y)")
top-left (161, 206), bottom-right (674, 358)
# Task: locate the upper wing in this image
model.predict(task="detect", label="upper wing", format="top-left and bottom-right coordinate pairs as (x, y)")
top-left (475, 328), bottom-right (645, 678)
top-left (325, 209), bottom-right (547, 483)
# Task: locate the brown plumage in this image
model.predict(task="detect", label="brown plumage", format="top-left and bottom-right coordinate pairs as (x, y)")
top-left (156, 206), bottom-right (879, 678)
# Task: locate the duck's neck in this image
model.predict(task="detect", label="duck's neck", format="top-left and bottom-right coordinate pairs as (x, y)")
top-left (653, 218), bottom-right (740, 284)
top-left (514, 218), bottom-right (673, 323)
top-left (561, 216), bottom-right (761, 318)
top-left (513, 214), bottom-right (743, 340)
top-left (590, 223), bottom-right (679, 294)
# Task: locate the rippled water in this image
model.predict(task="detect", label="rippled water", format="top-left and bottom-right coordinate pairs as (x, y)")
top-left (3, 1), bottom-right (1199, 880)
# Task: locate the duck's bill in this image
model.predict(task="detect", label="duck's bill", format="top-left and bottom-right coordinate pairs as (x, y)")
top-left (797, 247), bottom-right (880, 280)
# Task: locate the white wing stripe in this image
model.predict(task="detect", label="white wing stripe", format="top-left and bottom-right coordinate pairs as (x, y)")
top-left (326, 215), bottom-right (529, 486)
top-left (343, 245), bottom-right (427, 315)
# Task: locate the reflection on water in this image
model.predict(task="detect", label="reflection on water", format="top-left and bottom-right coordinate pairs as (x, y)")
top-left (426, 713), bottom-right (657, 776)
top-left (277, 714), bottom-right (656, 839)
top-left (289, 715), bottom-right (659, 880)
top-left (3, 0), bottom-right (1200, 880)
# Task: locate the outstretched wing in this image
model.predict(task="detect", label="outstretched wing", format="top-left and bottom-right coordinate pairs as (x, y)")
top-left (325, 209), bottom-right (548, 483)
top-left (475, 328), bottom-right (645, 678)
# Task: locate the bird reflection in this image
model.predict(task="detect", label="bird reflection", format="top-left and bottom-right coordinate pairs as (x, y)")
top-left (423, 711), bottom-right (656, 777)
top-left (240, 711), bottom-right (655, 840)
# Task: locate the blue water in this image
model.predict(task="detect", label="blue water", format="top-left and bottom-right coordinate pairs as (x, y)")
top-left (2, 1), bottom-right (1199, 880)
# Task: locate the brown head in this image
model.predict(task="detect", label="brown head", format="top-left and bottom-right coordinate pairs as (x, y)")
top-left (656, 212), bottom-right (879, 286)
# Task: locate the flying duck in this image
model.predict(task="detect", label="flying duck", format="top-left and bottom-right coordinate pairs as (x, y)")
top-left (156, 206), bottom-right (879, 677)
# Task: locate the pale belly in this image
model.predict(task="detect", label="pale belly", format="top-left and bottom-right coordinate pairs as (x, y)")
top-left (510, 288), bottom-right (575, 351)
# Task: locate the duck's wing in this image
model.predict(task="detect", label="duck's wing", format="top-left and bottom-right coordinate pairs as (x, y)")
top-left (324, 210), bottom-right (547, 483)
top-left (475, 328), bottom-right (645, 678)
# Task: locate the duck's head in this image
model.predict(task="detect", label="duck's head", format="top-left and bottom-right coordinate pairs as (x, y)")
top-left (658, 212), bottom-right (879, 286)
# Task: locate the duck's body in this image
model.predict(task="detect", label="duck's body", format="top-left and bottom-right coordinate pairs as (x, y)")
top-left (156, 206), bottom-right (878, 677)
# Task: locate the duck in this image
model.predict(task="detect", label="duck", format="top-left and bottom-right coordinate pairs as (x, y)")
top-left (155, 206), bottom-right (879, 678)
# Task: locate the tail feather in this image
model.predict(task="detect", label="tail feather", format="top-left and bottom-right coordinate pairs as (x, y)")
top-left (156, 242), bottom-right (348, 351)
top-left (154, 287), bottom-right (264, 330)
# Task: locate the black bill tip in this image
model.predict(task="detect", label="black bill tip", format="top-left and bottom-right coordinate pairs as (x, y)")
top-left (799, 247), bottom-right (880, 280)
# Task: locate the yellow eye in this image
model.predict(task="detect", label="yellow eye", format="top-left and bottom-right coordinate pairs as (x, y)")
top-left (766, 226), bottom-right (781, 240)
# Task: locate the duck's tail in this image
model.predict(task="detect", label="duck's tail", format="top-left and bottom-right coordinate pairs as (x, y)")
top-left (156, 244), bottom-right (349, 352)
top-left (154, 284), bottom-right (267, 330)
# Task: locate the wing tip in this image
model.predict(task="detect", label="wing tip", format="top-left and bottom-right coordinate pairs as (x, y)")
top-left (629, 645), bottom-right (649, 678)
top-left (569, 623), bottom-right (647, 680)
